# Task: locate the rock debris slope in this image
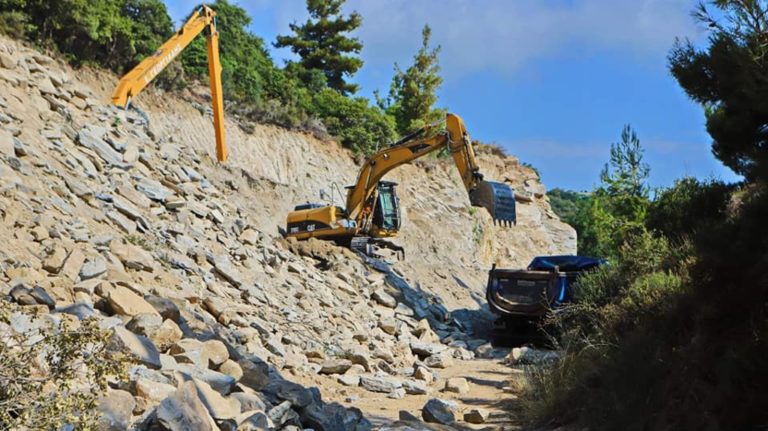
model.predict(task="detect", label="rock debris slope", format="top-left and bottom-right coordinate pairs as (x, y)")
top-left (0, 34), bottom-right (574, 430)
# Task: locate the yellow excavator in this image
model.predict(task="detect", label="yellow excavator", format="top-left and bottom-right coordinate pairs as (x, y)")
top-left (112, 5), bottom-right (228, 162)
top-left (283, 113), bottom-right (516, 256)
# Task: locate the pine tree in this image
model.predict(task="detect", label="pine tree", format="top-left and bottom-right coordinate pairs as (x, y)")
top-left (382, 25), bottom-right (445, 135)
top-left (668, 0), bottom-right (768, 181)
top-left (275, 0), bottom-right (363, 95)
top-left (580, 125), bottom-right (650, 258)
top-left (600, 125), bottom-right (650, 202)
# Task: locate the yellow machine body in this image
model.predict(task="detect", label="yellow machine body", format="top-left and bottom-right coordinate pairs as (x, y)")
top-left (284, 113), bottom-right (516, 253)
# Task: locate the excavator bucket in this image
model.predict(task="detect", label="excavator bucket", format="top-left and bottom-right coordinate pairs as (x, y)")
top-left (470, 181), bottom-right (517, 226)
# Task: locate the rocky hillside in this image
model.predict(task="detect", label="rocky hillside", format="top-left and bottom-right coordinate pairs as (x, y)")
top-left (0, 34), bottom-right (574, 430)
top-left (86, 66), bottom-right (575, 313)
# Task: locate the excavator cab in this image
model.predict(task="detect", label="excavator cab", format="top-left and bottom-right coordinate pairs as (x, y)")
top-left (372, 181), bottom-right (401, 233)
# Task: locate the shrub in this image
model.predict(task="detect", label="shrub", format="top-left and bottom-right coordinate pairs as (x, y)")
top-left (472, 140), bottom-right (508, 158)
top-left (647, 177), bottom-right (735, 241)
top-left (1, 0), bottom-right (174, 72)
top-left (0, 301), bottom-right (127, 429)
top-left (526, 229), bottom-right (689, 428)
top-left (527, 187), bottom-right (768, 430)
top-left (0, 11), bottom-right (27, 36)
top-left (311, 88), bottom-right (397, 155)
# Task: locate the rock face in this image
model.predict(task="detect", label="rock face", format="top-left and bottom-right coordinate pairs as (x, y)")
top-left (0, 34), bottom-right (574, 431)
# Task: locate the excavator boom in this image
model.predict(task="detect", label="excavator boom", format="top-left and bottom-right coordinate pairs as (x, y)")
top-left (111, 6), bottom-right (227, 161)
top-left (345, 113), bottom-right (516, 225)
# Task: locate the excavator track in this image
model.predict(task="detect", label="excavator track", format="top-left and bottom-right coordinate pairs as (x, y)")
top-left (350, 237), bottom-right (405, 261)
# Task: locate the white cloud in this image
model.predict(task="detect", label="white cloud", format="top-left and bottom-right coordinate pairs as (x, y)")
top-left (342, 0), bottom-right (702, 79)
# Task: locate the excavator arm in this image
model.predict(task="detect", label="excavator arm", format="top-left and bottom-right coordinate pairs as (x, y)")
top-left (345, 113), bottom-right (517, 225)
top-left (111, 6), bottom-right (227, 161)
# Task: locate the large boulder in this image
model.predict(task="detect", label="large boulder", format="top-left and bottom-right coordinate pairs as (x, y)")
top-left (372, 289), bottom-right (397, 308)
top-left (144, 295), bottom-right (181, 322)
top-left (402, 379), bottom-right (429, 395)
top-left (300, 402), bottom-right (364, 431)
top-left (239, 358), bottom-right (270, 390)
top-left (444, 378), bottom-right (469, 394)
top-left (135, 377), bottom-right (177, 403)
top-left (169, 364), bottom-right (237, 395)
top-left (177, 375), bottom-right (241, 420)
top-left (110, 240), bottom-right (155, 272)
top-left (149, 319), bottom-right (183, 351)
top-left (108, 326), bottom-right (161, 369)
top-left (261, 379), bottom-right (314, 409)
top-left (104, 284), bottom-right (159, 317)
top-left (359, 375), bottom-right (402, 394)
top-left (319, 359), bottom-right (353, 375)
top-left (508, 346), bottom-right (561, 365)
top-left (463, 408), bottom-right (490, 424)
top-left (97, 390), bottom-right (135, 431)
top-left (202, 339), bottom-right (230, 367)
top-left (156, 381), bottom-right (217, 431)
top-left (421, 399), bottom-right (457, 425)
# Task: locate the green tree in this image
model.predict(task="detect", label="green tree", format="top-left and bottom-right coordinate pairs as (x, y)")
top-left (311, 88), bottom-right (397, 155)
top-left (182, 0), bottom-right (276, 104)
top-left (580, 125), bottom-right (650, 258)
top-left (122, 0), bottom-right (174, 65)
top-left (381, 25), bottom-right (445, 135)
top-left (599, 125), bottom-right (650, 217)
top-left (181, 0), bottom-right (313, 126)
top-left (0, 0), bottom-right (172, 72)
top-left (548, 188), bottom-right (591, 224)
top-left (548, 188), bottom-right (593, 251)
top-left (668, 0), bottom-right (768, 181)
top-left (646, 177), bottom-right (734, 240)
top-left (275, 0), bottom-right (363, 95)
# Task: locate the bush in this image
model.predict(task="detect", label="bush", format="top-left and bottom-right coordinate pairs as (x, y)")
top-left (472, 140), bottom-right (508, 158)
top-left (647, 177), bottom-right (735, 241)
top-left (311, 88), bottom-right (397, 155)
top-left (0, 301), bottom-right (127, 429)
top-left (0, 11), bottom-right (27, 36)
top-left (526, 187), bottom-right (768, 430)
top-left (526, 229), bottom-right (689, 429)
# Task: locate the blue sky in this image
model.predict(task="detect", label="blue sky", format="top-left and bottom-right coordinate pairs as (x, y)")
top-left (165, 0), bottom-right (741, 191)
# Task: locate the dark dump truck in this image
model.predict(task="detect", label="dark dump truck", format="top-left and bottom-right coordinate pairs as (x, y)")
top-left (486, 255), bottom-right (605, 334)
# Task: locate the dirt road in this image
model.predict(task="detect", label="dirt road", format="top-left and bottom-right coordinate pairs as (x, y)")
top-left (293, 352), bottom-right (525, 429)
